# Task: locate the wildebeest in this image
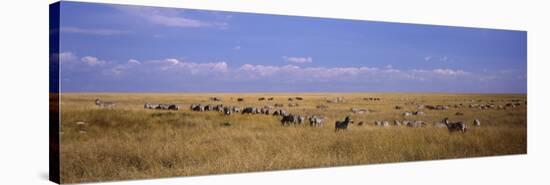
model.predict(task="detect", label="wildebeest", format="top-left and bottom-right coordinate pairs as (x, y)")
top-left (288, 97), bottom-right (294, 101)
top-left (268, 97), bottom-right (274, 101)
top-left (237, 98), bottom-right (244, 102)
top-left (210, 97), bottom-right (222, 101)
top-left (395, 106), bottom-right (403, 110)
top-left (456, 112), bottom-right (464, 116)
top-left (308, 115), bottom-right (324, 127)
top-left (258, 97), bottom-right (266, 101)
top-left (335, 116), bottom-right (353, 132)
top-left (443, 117), bottom-right (467, 133)
top-left (274, 103), bottom-right (284, 107)
top-left (473, 119), bottom-right (481, 127)
top-left (295, 97), bottom-right (303, 100)
top-left (95, 98), bottom-right (116, 108)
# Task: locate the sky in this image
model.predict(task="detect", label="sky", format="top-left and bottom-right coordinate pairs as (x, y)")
top-left (56, 1), bottom-right (527, 93)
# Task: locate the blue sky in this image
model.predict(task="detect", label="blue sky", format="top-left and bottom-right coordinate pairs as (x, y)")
top-left (57, 1), bottom-right (527, 93)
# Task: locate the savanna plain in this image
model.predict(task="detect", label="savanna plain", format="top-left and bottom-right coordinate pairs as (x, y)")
top-left (58, 93), bottom-right (527, 183)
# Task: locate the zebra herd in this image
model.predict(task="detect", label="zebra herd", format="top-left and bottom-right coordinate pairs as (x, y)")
top-left (93, 97), bottom-right (489, 133)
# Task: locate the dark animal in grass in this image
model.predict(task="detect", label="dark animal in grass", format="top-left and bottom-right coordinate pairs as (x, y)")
top-left (443, 117), bottom-right (467, 133)
top-left (335, 116), bottom-right (354, 132)
top-left (242, 107), bottom-right (256, 114)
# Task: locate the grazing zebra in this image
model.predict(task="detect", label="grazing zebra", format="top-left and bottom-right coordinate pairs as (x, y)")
top-left (335, 116), bottom-right (353, 132)
top-left (190, 104), bottom-right (205, 112)
top-left (443, 117), bottom-right (467, 133)
top-left (95, 98), bottom-right (115, 109)
top-left (231, 106), bottom-right (241, 113)
top-left (153, 104), bottom-right (179, 110)
top-left (394, 120), bottom-right (402, 126)
top-left (296, 115), bottom-right (305, 124)
top-left (281, 114), bottom-right (296, 126)
top-left (473, 119), bottom-right (481, 127)
top-left (223, 106), bottom-right (232, 116)
top-left (272, 109), bottom-right (288, 116)
top-left (144, 103), bottom-right (159, 109)
top-left (407, 120), bottom-right (425, 127)
top-left (242, 107), bottom-right (256, 114)
top-left (308, 115), bottom-right (324, 127)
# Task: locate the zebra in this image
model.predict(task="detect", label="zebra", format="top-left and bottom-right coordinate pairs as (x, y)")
top-left (281, 114), bottom-right (296, 126)
top-left (272, 109), bottom-right (288, 116)
top-left (190, 104), bottom-right (205, 112)
top-left (95, 98), bottom-right (115, 109)
top-left (144, 103), bottom-right (159, 109)
top-left (335, 116), bottom-right (353, 132)
top-left (473, 119), bottom-right (481, 127)
top-left (308, 115), bottom-right (324, 127)
top-left (242, 107), bottom-right (256, 114)
top-left (443, 117), bottom-right (467, 133)
top-left (223, 106), bottom-right (232, 116)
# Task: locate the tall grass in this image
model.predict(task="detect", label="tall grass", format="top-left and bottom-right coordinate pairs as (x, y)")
top-left (59, 93), bottom-right (526, 183)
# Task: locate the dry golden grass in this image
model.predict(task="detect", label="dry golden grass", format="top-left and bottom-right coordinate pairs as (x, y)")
top-left (59, 93), bottom-right (527, 183)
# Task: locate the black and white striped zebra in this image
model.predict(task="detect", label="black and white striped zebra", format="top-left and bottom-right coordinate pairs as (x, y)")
top-left (443, 117), bottom-right (467, 133)
top-left (95, 98), bottom-right (115, 109)
top-left (335, 116), bottom-right (353, 132)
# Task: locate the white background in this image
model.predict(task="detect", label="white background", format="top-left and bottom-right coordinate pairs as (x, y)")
top-left (0, 0), bottom-right (548, 184)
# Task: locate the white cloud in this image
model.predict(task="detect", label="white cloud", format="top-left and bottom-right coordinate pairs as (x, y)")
top-left (233, 46), bottom-right (241, 51)
top-left (128, 59), bottom-right (141, 64)
top-left (432, 68), bottom-right (468, 76)
top-left (283, 56), bottom-right (313, 64)
top-left (150, 58), bottom-right (228, 74)
top-left (81, 56), bottom-right (106, 66)
top-left (60, 27), bottom-right (130, 36)
top-left (58, 52), bottom-right (76, 62)
top-left (165, 58), bottom-right (180, 65)
top-left (424, 56), bottom-right (432, 61)
top-left (117, 6), bottom-right (226, 29)
top-left (148, 14), bottom-right (210, 28)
